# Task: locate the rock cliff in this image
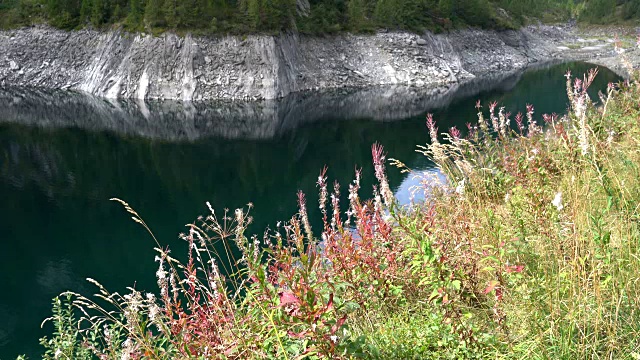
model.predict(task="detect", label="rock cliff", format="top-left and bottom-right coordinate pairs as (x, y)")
top-left (0, 25), bottom-right (585, 101)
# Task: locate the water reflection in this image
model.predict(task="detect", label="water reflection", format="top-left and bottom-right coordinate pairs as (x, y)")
top-left (0, 61), bottom-right (620, 359)
top-left (0, 61), bottom-right (562, 142)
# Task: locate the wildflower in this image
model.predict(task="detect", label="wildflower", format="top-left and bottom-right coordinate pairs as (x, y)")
top-left (498, 106), bottom-right (508, 137)
top-left (317, 167), bottom-right (328, 217)
top-left (330, 335), bottom-right (338, 343)
top-left (347, 168), bottom-right (362, 225)
top-left (607, 129), bottom-right (615, 145)
top-left (121, 338), bottom-right (133, 360)
top-left (372, 143), bottom-right (393, 207)
top-left (466, 122), bottom-right (476, 139)
top-left (448, 126), bottom-right (461, 140)
top-left (490, 101), bottom-right (499, 132)
top-left (552, 192), bottom-right (564, 211)
top-left (426, 113), bottom-right (438, 144)
top-left (476, 101), bottom-right (489, 132)
top-left (373, 186), bottom-right (383, 213)
top-left (297, 190), bottom-right (313, 240)
top-left (330, 181), bottom-right (341, 229)
top-left (54, 349), bottom-right (62, 359)
top-left (515, 112), bottom-right (524, 135)
top-left (576, 95), bottom-right (589, 155)
top-left (566, 70), bottom-right (574, 103)
top-left (170, 273), bottom-right (178, 302)
top-left (235, 209), bottom-right (244, 238)
top-left (526, 104), bottom-right (539, 136)
top-left (252, 235), bottom-right (260, 262)
top-left (148, 302), bottom-right (160, 322)
top-left (455, 178), bottom-right (465, 196)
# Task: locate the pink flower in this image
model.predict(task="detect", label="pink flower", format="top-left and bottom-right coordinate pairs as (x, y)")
top-left (449, 126), bottom-right (461, 140)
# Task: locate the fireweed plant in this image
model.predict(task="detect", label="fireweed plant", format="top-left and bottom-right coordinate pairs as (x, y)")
top-left (38, 60), bottom-right (640, 358)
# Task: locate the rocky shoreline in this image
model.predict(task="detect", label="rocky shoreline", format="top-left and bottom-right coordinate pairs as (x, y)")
top-left (0, 25), bottom-right (637, 101)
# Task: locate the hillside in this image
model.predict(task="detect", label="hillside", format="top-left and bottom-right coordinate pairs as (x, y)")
top-left (2, 0), bottom-right (638, 35)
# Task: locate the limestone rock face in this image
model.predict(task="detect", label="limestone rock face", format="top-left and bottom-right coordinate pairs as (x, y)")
top-left (0, 25), bottom-right (573, 101)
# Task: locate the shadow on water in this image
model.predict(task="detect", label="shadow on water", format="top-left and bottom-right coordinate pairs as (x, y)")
top-left (0, 61), bottom-right (620, 358)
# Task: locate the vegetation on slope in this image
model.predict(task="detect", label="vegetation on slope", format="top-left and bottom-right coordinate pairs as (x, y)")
top-left (2, 0), bottom-right (638, 34)
top-left (31, 47), bottom-right (640, 359)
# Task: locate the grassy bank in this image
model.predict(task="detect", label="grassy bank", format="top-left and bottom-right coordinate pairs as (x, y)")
top-left (34, 58), bottom-right (640, 359)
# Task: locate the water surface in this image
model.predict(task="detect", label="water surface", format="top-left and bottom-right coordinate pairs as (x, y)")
top-left (0, 62), bottom-right (619, 359)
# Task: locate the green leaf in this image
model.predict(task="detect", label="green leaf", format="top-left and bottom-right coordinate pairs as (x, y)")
top-left (451, 280), bottom-right (461, 291)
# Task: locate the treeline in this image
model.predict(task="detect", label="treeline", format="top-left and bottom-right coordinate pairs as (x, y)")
top-left (579, 0), bottom-right (640, 23)
top-left (0, 0), bottom-right (638, 34)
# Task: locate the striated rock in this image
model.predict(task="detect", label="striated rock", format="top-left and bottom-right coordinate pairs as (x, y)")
top-left (0, 25), bottom-right (592, 101)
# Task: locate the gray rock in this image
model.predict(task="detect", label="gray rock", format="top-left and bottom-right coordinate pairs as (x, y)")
top-left (0, 24), bottom-right (619, 101)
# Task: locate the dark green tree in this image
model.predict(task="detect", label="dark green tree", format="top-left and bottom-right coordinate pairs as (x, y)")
top-left (373, 0), bottom-right (398, 27)
top-left (47, 0), bottom-right (80, 28)
top-left (438, 0), bottom-right (452, 17)
top-left (144, 0), bottom-right (164, 26)
top-left (347, 0), bottom-right (367, 30)
top-left (91, 0), bottom-right (107, 25)
top-left (79, 0), bottom-right (92, 23)
top-left (246, 0), bottom-right (260, 29)
top-left (127, 0), bottom-right (144, 28)
top-left (162, 0), bottom-right (177, 27)
top-left (112, 3), bottom-right (124, 21)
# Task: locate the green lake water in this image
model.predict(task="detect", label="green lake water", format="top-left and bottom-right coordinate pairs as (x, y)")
top-left (0, 62), bottom-right (620, 359)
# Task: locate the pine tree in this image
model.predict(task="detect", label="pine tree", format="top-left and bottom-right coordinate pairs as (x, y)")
top-left (112, 3), bottom-right (124, 21)
top-left (47, 0), bottom-right (81, 28)
top-left (176, 0), bottom-right (192, 27)
top-left (246, 0), bottom-right (260, 29)
top-left (163, 0), bottom-right (177, 27)
top-left (79, 0), bottom-right (92, 24)
top-left (373, 0), bottom-right (396, 27)
top-left (127, 0), bottom-right (143, 28)
top-left (145, 0), bottom-right (164, 26)
top-left (438, 0), bottom-right (452, 18)
top-left (347, 0), bottom-right (366, 30)
top-left (91, 0), bottom-right (105, 26)
top-left (47, 0), bottom-right (61, 18)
